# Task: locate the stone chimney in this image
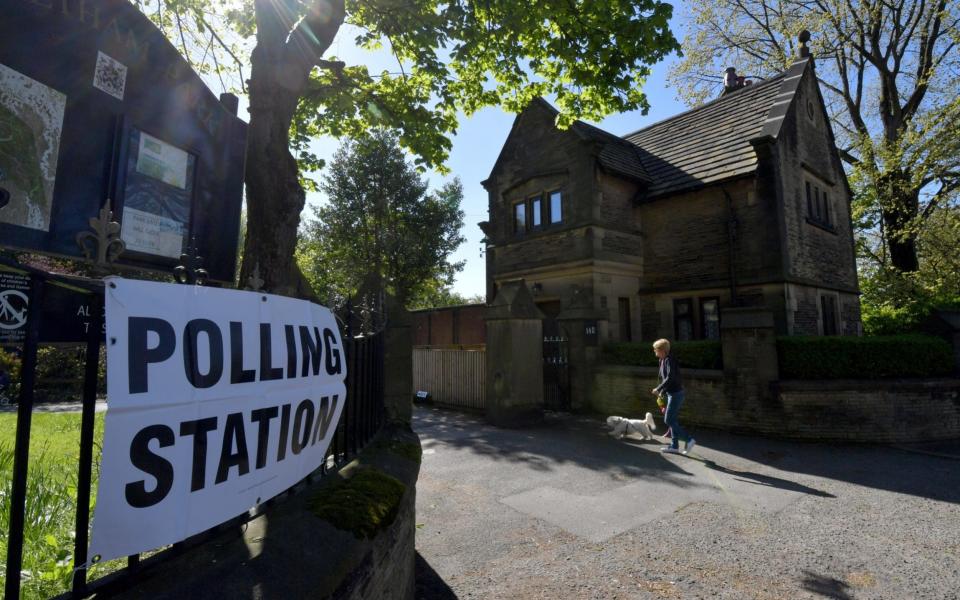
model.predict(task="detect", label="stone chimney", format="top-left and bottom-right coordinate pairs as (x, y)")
top-left (723, 67), bottom-right (738, 92)
top-left (798, 30), bottom-right (811, 58)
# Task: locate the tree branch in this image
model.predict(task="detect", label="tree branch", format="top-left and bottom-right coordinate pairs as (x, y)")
top-left (199, 13), bottom-right (247, 93)
top-left (288, 0), bottom-right (347, 67)
top-left (920, 177), bottom-right (960, 219)
top-left (839, 147), bottom-right (862, 164)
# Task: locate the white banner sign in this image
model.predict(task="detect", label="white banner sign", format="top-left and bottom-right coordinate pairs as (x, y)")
top-left (89, 278), bottom-right (347, 562)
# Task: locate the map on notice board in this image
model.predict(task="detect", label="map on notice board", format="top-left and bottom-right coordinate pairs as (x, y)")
top-left (0, 63), bottom-right (66, 232)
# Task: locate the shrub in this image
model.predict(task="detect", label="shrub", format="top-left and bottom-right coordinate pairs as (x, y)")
top-left (603, 340), bottom-right (723, 370)
top-left (777, 334), bottom-right (954, 379)
top-left (0, 348), bottom-right (22, 401)
top-left (0, 346), bottom-right (106, 404)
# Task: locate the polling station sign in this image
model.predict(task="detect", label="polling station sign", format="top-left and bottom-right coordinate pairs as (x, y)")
top-left (89, 278), bottom-right (346, 562)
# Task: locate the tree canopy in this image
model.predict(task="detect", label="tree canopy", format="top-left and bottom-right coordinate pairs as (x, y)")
top-left (138, 0), bottom-right (680, 294)
top-left (669, 0), bottom-right (960, 277)
top-left (298, 129), bottom-right (465, 307)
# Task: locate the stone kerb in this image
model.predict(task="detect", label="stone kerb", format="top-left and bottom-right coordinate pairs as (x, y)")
top-left (485, 280), bottom-right (545, 426)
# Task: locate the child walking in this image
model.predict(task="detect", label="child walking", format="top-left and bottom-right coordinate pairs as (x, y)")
top-left (651, 339), bottom-right (696, 455)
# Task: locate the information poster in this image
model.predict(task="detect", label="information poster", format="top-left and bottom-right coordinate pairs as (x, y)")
top-left (120, 129), bottom-right (195, 259)
top-left (0, 272), bottom-right (29, 347)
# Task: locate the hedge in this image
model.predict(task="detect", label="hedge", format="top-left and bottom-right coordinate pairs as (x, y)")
top-left (0, 346), bottom-right (106, 402)
top-left (777, 334), bottom-right (954, 379)
top-left (602, 340), bottom-right (723, 370)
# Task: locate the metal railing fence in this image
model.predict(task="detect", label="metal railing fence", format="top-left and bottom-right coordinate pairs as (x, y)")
top-left (1, 257), bottom-right (385, 599)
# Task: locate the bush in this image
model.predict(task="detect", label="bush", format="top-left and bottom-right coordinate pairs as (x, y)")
top-left (0, 346), bottom-right (106, 403)
top-left (0, 348), bottom-right (22, 401)
top-left (777, 334), bottom-right (954, 379)
top-left (603, 340), bottom-right (723, 370)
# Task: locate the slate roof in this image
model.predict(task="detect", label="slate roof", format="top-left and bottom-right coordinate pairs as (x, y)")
top-left (622, 73), bottom-right (787, 197)
top-left (571, 120), bottom-right (653, 183)
top-left (572, 57), bottom-right (809, 198)
top-left (488, 58), bottom-right (810, 196)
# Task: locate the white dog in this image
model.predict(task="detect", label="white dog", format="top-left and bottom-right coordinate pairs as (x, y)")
top-left (606, 413), bottom-right (657, 440)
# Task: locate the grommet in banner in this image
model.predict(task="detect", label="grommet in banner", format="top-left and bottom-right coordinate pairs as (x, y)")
top-left (109, 282), bottom-right (117, 289)
top-left (110, 337), bottom-right (117, 345)
top-left (92, 554), bottom-right (102, 564)
top-left (256, 497), bottom-right (261, 505)
top-left (261, 296), bottom-right (267, 302)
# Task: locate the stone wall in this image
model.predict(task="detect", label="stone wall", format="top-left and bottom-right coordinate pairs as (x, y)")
top-left (113, 426), bottom-right (422, 600)
top-left (592, 365), bottom-right (960, 443)
top-left (775, 63), bottom-right (859, 293)
top-left (639, 178), bottom-right (782, 294)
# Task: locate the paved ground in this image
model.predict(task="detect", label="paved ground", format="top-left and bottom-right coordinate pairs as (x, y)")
top-left (0, 399), bottom-right (108, 413)
top-left (413, 405), bottom-right (960, 600)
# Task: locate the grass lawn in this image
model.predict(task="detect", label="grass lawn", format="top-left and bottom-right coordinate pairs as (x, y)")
top-left (0, 411), bottom-right (112, 599)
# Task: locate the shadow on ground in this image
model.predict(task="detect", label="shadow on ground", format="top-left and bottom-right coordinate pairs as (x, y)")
top-left (415, 552), bottom-right (458, 599)
top-left (415, 404), bottom-right (709, 490)
top-left (801, 569), bottom-right (855, 599)
top-left (682, 424), bottom-right (960, 503)
top-left (415, 404), bottom-right (960, 504)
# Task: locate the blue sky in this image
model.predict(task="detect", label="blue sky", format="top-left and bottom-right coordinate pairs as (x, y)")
top-left (299, 10), bottom-right (697, 299)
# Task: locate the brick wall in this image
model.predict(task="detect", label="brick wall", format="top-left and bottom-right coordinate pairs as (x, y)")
top-left (592, 366), bottom-right (960, 443)
top-left (412, 304), bottom-right (486, 345)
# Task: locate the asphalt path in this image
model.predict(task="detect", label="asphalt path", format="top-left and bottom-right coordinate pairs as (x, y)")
top-left (413, 405), bottom-right (960, 599)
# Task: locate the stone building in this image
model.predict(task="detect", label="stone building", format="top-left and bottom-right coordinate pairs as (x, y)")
top-left (480, 51), bottom-right (861, 343)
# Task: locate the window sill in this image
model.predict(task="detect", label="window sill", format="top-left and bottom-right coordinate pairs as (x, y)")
top-left (512, 223), bottom-right (565, 239)
top-left (805, 217), bottom-right (836, 234)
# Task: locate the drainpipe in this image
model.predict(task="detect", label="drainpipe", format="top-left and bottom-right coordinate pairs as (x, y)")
top-left (721, 186), bottom-right (739, 306)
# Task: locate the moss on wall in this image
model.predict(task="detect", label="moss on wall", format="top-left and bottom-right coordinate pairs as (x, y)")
top-left (307, 468), bottom-right (407, 540)
top-left (369, 438), bottom-right (423, 464)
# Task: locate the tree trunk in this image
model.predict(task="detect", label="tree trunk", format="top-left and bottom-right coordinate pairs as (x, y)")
top-left (241, 98), bottom-right (302, 293)
top-left (238, 0), bottom-right (344, 298)
top-left (879, 169), bottom-right (921, 272)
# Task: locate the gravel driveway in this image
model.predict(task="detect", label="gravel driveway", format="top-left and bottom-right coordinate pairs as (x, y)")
top-left (413, 405), bottom-right (960, 599)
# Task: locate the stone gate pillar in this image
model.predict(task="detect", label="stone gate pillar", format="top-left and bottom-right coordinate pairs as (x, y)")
top-left (557, 284), bottom-right (607, 412)
top-left (484, 280), bottom-right (545, 426)
top-left (930, 310), bottom-right (960, 375)
top-left (720, 307), bottom-right (779, 423)
top-left (384, 293), bottom-right (413, 425)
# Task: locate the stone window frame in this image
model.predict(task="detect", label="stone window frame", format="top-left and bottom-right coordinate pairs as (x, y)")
top-left (529, 193), bottom-right (543, 230)
top-left (548, 189), bottom-right (563, 224)
top-left (513, 201), bottom-right (526, 234)
top-left (803, 171), bottom-right (836, 233)
top-left (699, 296), bottom-right (721, 340)
top-left (617, 297), bottom-right (632, 342)
top-left (512, 189), bottom-right (564, 236)
top-left (673, 297), bottom-right (694, 341)
top-left (817, 290), bottom-right (841, 336)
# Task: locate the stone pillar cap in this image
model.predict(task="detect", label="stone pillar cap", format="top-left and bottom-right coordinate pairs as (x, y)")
top-left (485, 280), bottom-right (545, 320)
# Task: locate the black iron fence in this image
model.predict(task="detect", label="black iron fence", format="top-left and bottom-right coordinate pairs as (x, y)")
top-left (543, 334), bottom-right (570, 411)
top-left (1, 258), bottom-right (385, 598)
